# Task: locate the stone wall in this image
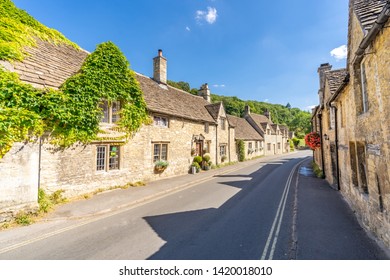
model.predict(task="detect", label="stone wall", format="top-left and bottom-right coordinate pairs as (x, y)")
top-left (0, 142), bottom-right (39, 222)
top-left (335, 12), bottom-right (390, 247)
top-left (244, 140), bottom-right (265, 160)
top-left (39, 114), bottom-right (220, 198)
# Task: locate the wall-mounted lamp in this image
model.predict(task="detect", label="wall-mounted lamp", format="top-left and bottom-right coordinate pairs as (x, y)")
top-left (324, 134), bottom-right (329, 140)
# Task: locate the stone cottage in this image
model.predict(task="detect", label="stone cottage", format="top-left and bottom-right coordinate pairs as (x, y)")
top-left (0, 39), bottom-right (240, 220)
top-left (227, 114), bottom-right (265, 159)
top-left (243, 105), bottom-right (288, 155)
top-left (312, 0), bottom-right (390, 247)
top-left (313, 64), bottom-right (348, 188)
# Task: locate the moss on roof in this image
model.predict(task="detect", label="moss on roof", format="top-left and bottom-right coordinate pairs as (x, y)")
top-left (0, 0), bottom-right (79, 61)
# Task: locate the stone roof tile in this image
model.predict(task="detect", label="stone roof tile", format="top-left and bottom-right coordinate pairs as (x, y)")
top-left (227, 115), bottom-right (263, 141)
top-left (353, 0), bottom-right (388, 33)
top-left (326, 69), bottom-right (348, 96)
top-left (6, 39), bottom-right (218, 124)
top-left (136, 74), bottom-right (216, 123)
top-left (12, 40), bottom-right (88, 89)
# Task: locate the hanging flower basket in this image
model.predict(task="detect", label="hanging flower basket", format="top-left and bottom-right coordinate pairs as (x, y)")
top-left (305, 132), bottom-right (321, 150)
top-left (154, 160), bottom-right (169, 173)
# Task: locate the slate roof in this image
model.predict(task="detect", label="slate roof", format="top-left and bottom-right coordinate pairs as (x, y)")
top-left (136, 74), bottom-right (216, 123)
top-left (326, 69), bottom-right (348, 95)
top-left (227, 115), bottom-right (263, 141)
top-left (4, 39), bottom-right (88, 89)
top-left (353, 0), bottom-right (389, 33)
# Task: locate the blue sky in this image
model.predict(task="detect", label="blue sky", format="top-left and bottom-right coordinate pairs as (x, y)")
top-left (13, 0), bottom-right (349, 111)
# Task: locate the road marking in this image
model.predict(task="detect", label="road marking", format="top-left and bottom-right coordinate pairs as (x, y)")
top-left (260, 159), bottom-right (305, 260)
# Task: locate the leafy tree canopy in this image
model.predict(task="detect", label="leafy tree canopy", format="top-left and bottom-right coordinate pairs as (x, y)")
top-left (167, 79), bottom-right (311, 137)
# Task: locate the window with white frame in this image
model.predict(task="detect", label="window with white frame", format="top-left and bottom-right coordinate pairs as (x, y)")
top-left (96, 145), bottom-right (120, 171)
top-left (153, 116), bottom-right (169, 128)
top-left (153, 142), bottom-right (168, 162)
top-left (100, 100), bottom-right (120, 124)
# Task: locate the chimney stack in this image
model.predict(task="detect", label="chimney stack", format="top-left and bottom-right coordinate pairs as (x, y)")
top-left (198, 83), bottom-right (211, 103)
top-left (244, 105), bottom-right (251, 116)
top-left (153, 49), bottom-right (167, 84)
top-left (264, 109), bottom-right (271, 121)
top-left (317, 63), bottom-right (332, 105)
top-left (318, 63), bottom-right (332, 90)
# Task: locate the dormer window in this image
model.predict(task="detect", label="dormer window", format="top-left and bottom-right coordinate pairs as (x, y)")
top-left (100, 100), bottom-right (120, 124)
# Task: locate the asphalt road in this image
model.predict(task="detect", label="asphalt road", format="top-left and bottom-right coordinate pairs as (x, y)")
top-left (0, 151), bottom-right (387, 259)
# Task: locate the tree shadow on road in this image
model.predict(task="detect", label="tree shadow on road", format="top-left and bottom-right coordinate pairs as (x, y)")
top-left (143, 162), bottom-right (295, 260)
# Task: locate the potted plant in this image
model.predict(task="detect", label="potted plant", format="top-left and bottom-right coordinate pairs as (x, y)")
top-left (221, 155), bottom-right (227, 163)
top-left (190, 162), bottom-right (201, 173)
top-left (154, 160), bottom-right (169, 173)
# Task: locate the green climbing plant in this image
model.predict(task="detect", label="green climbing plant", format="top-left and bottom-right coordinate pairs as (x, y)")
top-left (0, 0), bottom-right (78, 61)
top-left (0, 42), bottom-right (149, 157)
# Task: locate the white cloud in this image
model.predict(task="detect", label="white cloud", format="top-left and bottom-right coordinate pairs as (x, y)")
top-left (186, 26), bottom-right (191, 31)
top-left (263, 99), bottom-right (269, 102)
top-left (213, 84), bottom-right (225, 88)
top-left (306, 105), bottom-right (317, 110)
top-left (330, 45), bottom-right (347, 60)
top-left (196, 7), bottom-right (218, 24)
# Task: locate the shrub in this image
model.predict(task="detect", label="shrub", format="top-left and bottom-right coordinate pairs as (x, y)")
top-left (237, 140), bottom-right (245, 162)
top-left (312, 161), bottom-right (324, 178)
top-left (38, 188), bottom-right (52, 213)
top-left (15, 211), bottom-right (33, 226)
top-left (202, 153), bottom-right (211, 162)
top-left (193, 156), bottom-right (202, 164)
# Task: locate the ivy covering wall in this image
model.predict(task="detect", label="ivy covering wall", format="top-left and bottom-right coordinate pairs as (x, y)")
top-left (0, 0), bottom-right (149, 158)
top-left (0, 0), bottom-right (79, 61)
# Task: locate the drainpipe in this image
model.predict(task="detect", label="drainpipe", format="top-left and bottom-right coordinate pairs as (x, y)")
top-left (228, 126), bottom-right (231, 162)
top-left (38, 136), bottom-right (42, 190)
top-left (318, 113), bottom-right (326, 178)
top-left (331, 104), bottom-right (341, 190)
top-left (215, 123), bottom-right (219, 165)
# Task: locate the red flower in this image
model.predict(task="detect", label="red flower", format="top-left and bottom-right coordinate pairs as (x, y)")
top-left (305, 132), bottom-right (321, 150)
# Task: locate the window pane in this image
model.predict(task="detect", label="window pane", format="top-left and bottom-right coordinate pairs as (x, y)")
top-left (161, 144), bottom-right (168, 160)
top-left (220, 145), bottom-right (226, 156)
top-left (111, 101), bottom-right (120, 123)
top-left (154, 144), bottom-right (160, 161)
top-left (109, 145), bottom-right (120, 170)
top-left (97, 146), bottom-right (106, 171)
top-left (154, 116), bottom-right (168, 127)
top-left (100, 101), bottom-right (109, 123)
